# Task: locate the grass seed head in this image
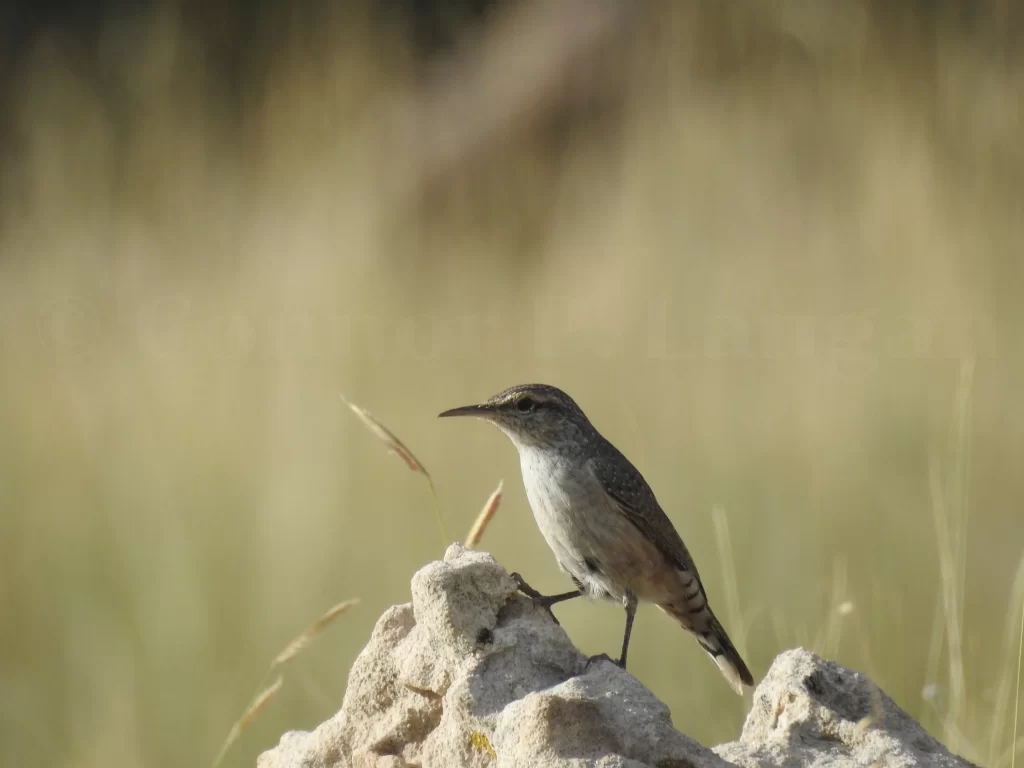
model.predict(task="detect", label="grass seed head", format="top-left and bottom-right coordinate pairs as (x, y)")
top-left (465, 480), bottom-right (503, 549)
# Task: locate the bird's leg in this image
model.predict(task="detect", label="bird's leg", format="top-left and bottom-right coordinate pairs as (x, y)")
top-left (510, 572), bottom-right (582, 606)
top-left (586, 589), bottom-right (638, 670)
top-left (617, 590), bottom-right (638, 669)
top-left (510, 572), bottom-right (583, 625)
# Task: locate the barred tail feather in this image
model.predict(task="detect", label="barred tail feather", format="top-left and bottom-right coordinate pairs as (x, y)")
top-left (699, 613), bottom-right (754, 695)
top-left (660, 605), bottom-right (754, 695)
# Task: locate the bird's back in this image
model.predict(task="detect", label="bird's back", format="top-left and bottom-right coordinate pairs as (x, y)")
top-left (586, 433), bottom-right (703, 582)
top-left (586, 433), bottom-right (754, 694)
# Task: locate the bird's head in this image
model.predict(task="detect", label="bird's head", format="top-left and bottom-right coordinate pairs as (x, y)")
top-left (438, 383), bottom-right (593, 451)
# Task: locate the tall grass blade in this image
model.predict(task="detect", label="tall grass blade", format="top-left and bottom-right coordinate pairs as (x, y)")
top-left (989, 553), bottom-right (1024, 765)
top-left (951, 359), bottom-right (974, 662)
top-left (712, 506), bottom-right (747, 661)
top-left (817, 557), bottom-right (849, 661)
top-left (926, 361), bottom-right (975, 755)
top-left (929, 450), bottom-right (965, 752)
top-left (1012, 589), bottom-right (1024, 768)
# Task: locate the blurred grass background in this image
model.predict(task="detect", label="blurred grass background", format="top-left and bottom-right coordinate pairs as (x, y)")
top-left (1, 1), bottom-right (1023, 766)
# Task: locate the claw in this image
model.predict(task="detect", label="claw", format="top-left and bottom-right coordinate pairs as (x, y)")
top-left (510, 572), bottom-right (543, 600)
top-left (585, 653), bottom-right (624, 669)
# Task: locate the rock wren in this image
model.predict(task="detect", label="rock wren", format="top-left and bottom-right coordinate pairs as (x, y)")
top-left (439, 383), bottom-right (754, 694)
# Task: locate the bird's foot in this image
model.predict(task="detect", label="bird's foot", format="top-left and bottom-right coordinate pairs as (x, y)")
top-left (510, 573), bottom-right (582, 626)
top-left (510, 572), bottom-right (561, 625)
top-left (585, 653), bottom-right (626, 670)
top-left (510, 572), bottom-right (543, 600)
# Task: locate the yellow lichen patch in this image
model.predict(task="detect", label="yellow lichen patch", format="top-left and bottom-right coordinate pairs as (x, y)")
top-left (469, 731), bottom-right (496, 760)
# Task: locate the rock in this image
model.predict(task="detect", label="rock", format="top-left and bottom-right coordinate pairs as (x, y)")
top-left (259, 545), bottom-right (727, 768)
top-left (715, 648), bottom-right (978, 768)
top-left (258, 545), bottom-right (974, 768)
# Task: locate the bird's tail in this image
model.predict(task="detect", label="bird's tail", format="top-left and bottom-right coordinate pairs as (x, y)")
top-left (659, 604), bottom-right (754, 695)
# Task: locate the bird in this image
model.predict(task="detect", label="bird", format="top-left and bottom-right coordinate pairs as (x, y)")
top-left (438, 383), bottom-right (754, 694)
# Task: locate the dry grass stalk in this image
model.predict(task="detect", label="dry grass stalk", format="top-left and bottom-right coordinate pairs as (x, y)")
top-left (929, 451), bottom-right (966, 749)
top-left (213, 598), bottom-right (359, 767)
top-left (816, 557), bottom-right (849, 661)
top-left (711, 506), bottom-right (748, 661)
top-left (854, 681), bottom-right (883, 736)
top-left (340, 393), bottom-right (428, 473)
top-left (989, 553), bottom-right (1024, 766)
top-left (213, 677), bottom-right (283, 768)
top-left (465, 480), bottom-right (503, 549)
top-left (1012, 591), bottom-right (1024, 768)
top-left (274, 598), bottom-right (360, 667)
top-left (340, 393), bottom-right (449, 545)
top-left (927, 358), bottom-right (974, 756)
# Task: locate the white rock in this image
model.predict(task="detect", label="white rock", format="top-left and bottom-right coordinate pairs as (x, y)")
top-left (714, 648), bottom-right (978, 768)
top-left (259, 545), bottom-right (975, 768)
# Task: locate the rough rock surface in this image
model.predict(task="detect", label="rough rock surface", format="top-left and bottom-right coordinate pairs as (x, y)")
top-left (258, 545), bottom-right (974, 768)
top-left (714, 648), bottom-right (978, 768)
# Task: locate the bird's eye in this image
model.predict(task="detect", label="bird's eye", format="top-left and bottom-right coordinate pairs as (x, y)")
top-left (516, 397), bottom-right (536, 413)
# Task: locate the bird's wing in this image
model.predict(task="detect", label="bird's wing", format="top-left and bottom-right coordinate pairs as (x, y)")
top-left (586, 449), bottom-right (704, 584)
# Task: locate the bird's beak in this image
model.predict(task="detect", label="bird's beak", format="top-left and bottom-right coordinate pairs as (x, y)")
top-left (437, 403), bottom-right (497, 419)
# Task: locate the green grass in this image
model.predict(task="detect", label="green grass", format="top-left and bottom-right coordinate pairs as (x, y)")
top-left (0, 3), bottom-right (1022, 767)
